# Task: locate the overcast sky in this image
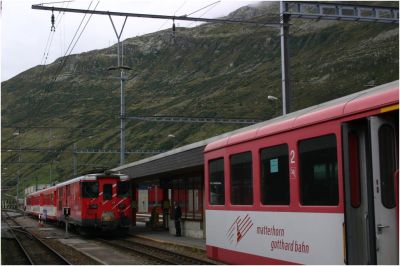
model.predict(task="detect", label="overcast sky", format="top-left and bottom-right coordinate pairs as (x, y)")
top-left (1, 0), bottom-right (260, 81)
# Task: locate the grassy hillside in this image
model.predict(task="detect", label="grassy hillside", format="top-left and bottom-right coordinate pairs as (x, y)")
top-left (1, 2), bottom-right (398, 199)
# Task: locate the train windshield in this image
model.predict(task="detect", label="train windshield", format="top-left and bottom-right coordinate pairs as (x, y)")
top-left (81, 182), bottom-right (99, 198)
top-left (117, 182), bottom-right (130, 198)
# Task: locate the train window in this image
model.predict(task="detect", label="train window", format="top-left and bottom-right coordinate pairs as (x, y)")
top-left (230, 152), bottom-right (253, 205)
top-left (379, 125), bottom-right (396, 209)
top-left (299, 134), bottom-right (339, 206)
top-left (103, 184), bottom-right (113, 200)
top-left (117, 182), bottom-right (131, 198)
top-left (82, 182), bottom-right (99, 198)
top-left (260, 144), bottom-right (289, 205)
top-left (349, 131), bottom-right (361, 208)
top-left (209, 158), bottom-right (225, 205)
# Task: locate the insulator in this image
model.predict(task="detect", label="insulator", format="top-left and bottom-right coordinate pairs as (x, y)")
top-left (51, 10), bottom-right (55, 32)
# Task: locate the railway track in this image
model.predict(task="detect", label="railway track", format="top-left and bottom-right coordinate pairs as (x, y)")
top-left (2, 210), bottom-right (72, 265)
top-left (97, 237), bottom-right (214, 265)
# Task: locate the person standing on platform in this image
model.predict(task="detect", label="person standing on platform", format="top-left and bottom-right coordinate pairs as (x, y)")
top-left (162, 199), bottom-right (170, 230)
top-left (173, 201), bottom-right (182, 237)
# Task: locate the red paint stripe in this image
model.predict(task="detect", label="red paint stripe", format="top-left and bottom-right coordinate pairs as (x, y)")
top-left (241, 222), bottom-right (253, 239)
top-left (227, 216), bottom-right (240, 234)
top-left (206, 245), bottom-right (298, 265)
top-left (238, 215), bottom-right (251, 232)
top-left (112, 199), bottom-right (126, 210)
top-left (237, 214), bottom-right (249, 227)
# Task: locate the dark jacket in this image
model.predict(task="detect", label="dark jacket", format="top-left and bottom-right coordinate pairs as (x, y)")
top-left (174, 205), bottom-right (182, 220)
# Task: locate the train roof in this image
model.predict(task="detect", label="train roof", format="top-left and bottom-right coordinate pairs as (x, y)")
top-left (205, 80), bottom-right (399, 152)
top-left (26, 173), bottom-right (129, 197)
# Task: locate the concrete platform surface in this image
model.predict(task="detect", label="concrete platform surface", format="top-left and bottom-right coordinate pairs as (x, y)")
top-left (129, 222), bottom-right (206, 251)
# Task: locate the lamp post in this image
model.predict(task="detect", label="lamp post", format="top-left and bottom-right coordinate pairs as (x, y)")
top-left (168, 134), bottom-right (176, 149)
top-left (267, 95), bottom-right (282, 117)
top-left (48, 129), bottom-right (56, 184)
top-left (280, 1), bottom-right (291, 115)
top-left (267, 95), bottom-right (278, 101)
top-left (12, 131), bottom-right (21, 207)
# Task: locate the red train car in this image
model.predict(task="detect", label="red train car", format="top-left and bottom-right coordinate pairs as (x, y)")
top-left (25, 172), bottom-right (132, 230)
top-left (204, 81), bottom-right (399, 264)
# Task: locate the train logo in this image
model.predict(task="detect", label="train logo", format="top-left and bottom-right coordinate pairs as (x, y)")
top-left (226, 214), bottom-right (253, 245)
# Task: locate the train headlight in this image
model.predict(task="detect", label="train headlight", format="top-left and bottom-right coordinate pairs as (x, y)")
top-left (101, 211), bottom-right (114, 222)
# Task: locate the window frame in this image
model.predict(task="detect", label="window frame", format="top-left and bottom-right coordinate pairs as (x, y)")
top-left (171, 176), bottom-right (203, 221)
top-left (298, 133), bottom-right (339, 206)
top-left (230, 151), bottom-right (253, 206)
top-left (103, 184), bottom-right (113, 201)
top-left (348, 131), bottom-right (361, 208)
top-left (81, 181), bottom-right (99, 198)
top-left (208, 157), bottom-right (225, 206)
top-left (117, 181), bottom-right (131, 198)
top-left (259, 143), bottom-right (290, 206)
top-left (378, 124), bottom-right (397, 209)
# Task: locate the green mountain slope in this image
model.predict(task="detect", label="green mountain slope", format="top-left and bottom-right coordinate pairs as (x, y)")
top-left (1, 2), bottom-right (398, 198)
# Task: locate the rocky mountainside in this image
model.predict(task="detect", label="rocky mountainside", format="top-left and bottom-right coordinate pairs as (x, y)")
top-left (1, 2), bottom-right (398, 197)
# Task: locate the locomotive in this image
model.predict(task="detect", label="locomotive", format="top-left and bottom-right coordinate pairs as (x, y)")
top-left (25, 172), bottom-right (132, 230)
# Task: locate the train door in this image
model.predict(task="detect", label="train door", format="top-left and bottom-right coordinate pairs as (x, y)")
top-left (343, 112), bottom-right (398, 264)
top-left (57, 188), bottom-right (63, 214)
top-left (369, 116), bottom-right (398, 264)
top-left (65, 185), bottom-right (70, 207)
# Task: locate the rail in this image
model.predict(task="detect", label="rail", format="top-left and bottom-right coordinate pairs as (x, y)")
top-left (2, 210), bottom-right (72, 265)
top-left (97, 237), bottom-right (214, 265)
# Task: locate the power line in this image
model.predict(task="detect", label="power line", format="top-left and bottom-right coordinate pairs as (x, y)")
top-left (29, 1), bottom-right (100, 124)
top-left (186, 0), bottom-right (220, 17)
top-left (2, 162), bottom-right (57, 165)
top-left (187, 1), bottom-right (221, 27)
top-left (2, 148), bottom-right (65, 153)
top-left (2, 125), bottom-right (115, 130)
top-left (156, 0), bottom-right (187, 32)
top-left (74, 148), bottom-right (165, 155)
top-left (2, 147), bottom-right (166, 155)
top-left (127, 116), bottom-right (262, 124)
top-left (41, 1), bottom-right (70, 65)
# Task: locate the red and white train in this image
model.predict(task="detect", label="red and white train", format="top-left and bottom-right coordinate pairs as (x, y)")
top-left (204, 81), bottom-right (399, 264)
top-left (25, 172), bottom-right (132, 230)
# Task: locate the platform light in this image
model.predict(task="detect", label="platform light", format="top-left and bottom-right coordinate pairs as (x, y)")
top-left (267, 95), bottom-right (279, 101)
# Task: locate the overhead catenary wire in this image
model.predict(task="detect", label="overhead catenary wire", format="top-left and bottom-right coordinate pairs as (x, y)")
top-left (187, 1), bottom-right (221, 27)
top-left (41, 2), bottom-right (69, 66)
top-left (29, 1), bottom-right (100, 124)
top-left (156, 0), bottom-right (187, 33)
top-left (30, 1), bottom-right (94, 120)
top-left (28, 1), bottom-right (280, 123)
top-left (186, 0), bottom-right (220, 17)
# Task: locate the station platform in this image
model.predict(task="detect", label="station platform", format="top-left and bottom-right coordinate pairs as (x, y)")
top-left (129, 222), bottom-right (206, 252)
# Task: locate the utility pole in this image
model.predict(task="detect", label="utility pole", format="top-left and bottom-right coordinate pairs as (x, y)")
top-left (73, 143), bottom-right (77, 177)
top-left (49, 128), bottom-right (53, 184)
top-left (12, 131), bottom-right (21, 208)
top-left (278, 1), bottom-right (398, 115)
top-left (280, 1), bottom-right (290, 115)
top-left (32, 3), bottom-right (279, 166)
top-left (32, 2), bottom-right (396, 135)
top-left (108, 15), bottom-right (129, 166)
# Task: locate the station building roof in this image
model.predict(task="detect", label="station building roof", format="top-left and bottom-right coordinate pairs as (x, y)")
top-left (111, 131), bottom-right (241, 181)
